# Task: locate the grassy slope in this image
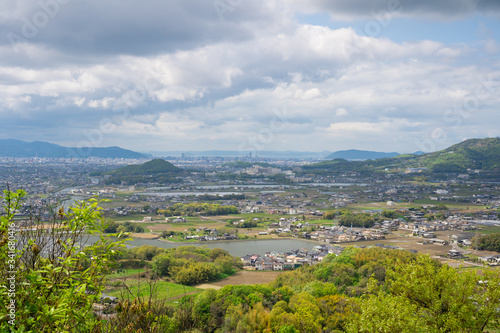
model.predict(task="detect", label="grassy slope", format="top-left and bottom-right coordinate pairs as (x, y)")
top-left (306, 138), bottom-right (500, 174)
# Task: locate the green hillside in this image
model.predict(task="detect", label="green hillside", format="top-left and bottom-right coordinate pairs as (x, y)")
top-left (109, 159), bottom-right (181, 176)
top-left (418, 137), bottom-right (500, 172)
top-left (304, 138), bottom-right (500, 175)
top-left (104, 159), bottom-right (183, 184)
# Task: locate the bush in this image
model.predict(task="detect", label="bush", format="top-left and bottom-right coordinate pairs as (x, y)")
top-left (0, 190), bottom-right (128, 332)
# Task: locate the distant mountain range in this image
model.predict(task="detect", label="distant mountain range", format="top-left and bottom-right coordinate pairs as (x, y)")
top-left (324, 149), bottom-right (400, 160)
top-left (0, 139), bottom-right (150, 159)
top-left (305, 138), bottom-right (500, 174)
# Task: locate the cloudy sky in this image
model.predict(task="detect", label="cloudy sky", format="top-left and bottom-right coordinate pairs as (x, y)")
top-left (1, 0), bottom-right (499, 154)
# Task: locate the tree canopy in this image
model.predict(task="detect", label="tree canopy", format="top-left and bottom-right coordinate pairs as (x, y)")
top-left (0, 190), bottom-right (127, 332)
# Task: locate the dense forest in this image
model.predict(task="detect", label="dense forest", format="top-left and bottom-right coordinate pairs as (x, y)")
top-left (322, 210), bottom-right (377, 228)
top-left (473, 233), bottom-right (500, 252)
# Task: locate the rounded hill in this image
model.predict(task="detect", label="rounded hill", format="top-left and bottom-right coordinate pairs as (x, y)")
top-left (109, 159), bottom-right (181, 176)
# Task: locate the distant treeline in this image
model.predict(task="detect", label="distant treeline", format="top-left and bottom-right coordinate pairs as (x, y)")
top-left (473, 233), bottom-right (500, 252)
top-left (323, 209), bottom-right (377, 228)
top-left (195, 193), bottom-right (245, 201)
top-left (158, 202), bottom-right (239, 217)
top-left (104, 221), bottom-right (145, 233)
top-left (103, 175), bottom-right (182, 185)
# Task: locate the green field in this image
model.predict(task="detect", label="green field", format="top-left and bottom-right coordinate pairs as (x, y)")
top-left (106, 279), bottom-right (201, 305)
top-left (106, 268), bottom-right (145, 279)
top-left (467, 226), bottom-right (500, 235)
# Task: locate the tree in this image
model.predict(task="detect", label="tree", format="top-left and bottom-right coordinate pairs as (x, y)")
top-left (347, 255), bottom-right (500, 332)
top-left (104, 219), bottom-right (119, 233)
top-left (473, 233), bottom-right (500, 252)
top-left (0, 190), bottom-right (128, 332)
top-left (287, 292), bottom-right (323, 333)
top-left (152, 254), bottom-right (172, 277)
top-left (381, 209), bottom-right (397, 219)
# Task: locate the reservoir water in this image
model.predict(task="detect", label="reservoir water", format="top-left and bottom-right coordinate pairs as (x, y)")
top-left (84, 236), bottom-right (323, 257)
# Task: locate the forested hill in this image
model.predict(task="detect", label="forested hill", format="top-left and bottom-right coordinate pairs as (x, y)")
top-left (102, 159), bottom-right (183, 184)
top-left (305, 137), bottom-right (500, 174)
top-left (108, 159), bottom-right (181, 176)
top-left (0, 139), bottom-right (149, 159)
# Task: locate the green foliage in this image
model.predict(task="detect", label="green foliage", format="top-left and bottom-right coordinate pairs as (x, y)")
top-left (233, 219), bottom-right (259, 228)
top-left (322, 209), bottom-right (377, 228)
top-left (349, 255), bottom-right (500, 332)
top-left (174, 262), bottom-right (220, 285)
top-left (148, 246), bottom-right (241, 285)
top-left (160, 202), bottom-right (239, 217)
top-left (116, 222), bottom-right (145, 233)
top-left (109, 159), bottom-right (181, 176)
top-left (104, 219), bottom-right (119, 233)
top-left (104, 298), bottom-right (179, 333)
top-left (381, 209), bottom-right (397, 219)
top-left (346, 293), bottom-right (428, 332)
top-left (436, 203), bottom-right (449, 210)
top-left (193, 193), bottom-right (246, 201)
top-left (104, 159), bottom-right (183, 184)
top-left (151, 254), bottom-right (172, 277)
top-left (304, 137), bottom-right (500, 175)
top-left (473, 232), bottom-right (500, 252)
top-left (272, 247), bottom-right (418, 295)
top-left (338, 211), bottom-right (376, 228)
top-left (0, 190), bottom-right (128, 332)
top-left (123, 245), bottom-right (166, 261)
top-left (129, 246), bottom-right (500, 333)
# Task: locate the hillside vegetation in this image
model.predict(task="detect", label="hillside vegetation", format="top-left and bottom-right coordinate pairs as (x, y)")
top-left (305, 137), bottom-right (500, 175)
top-left (104, 247), bottom-right (500, 332)
top-left (103, 159), bottom-right (183, 184)
top-left (108, 159), bottom-right (181, 176)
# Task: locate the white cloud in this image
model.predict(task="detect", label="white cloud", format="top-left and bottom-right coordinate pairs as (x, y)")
top-left (0, 1), bottom-right (498, 153)
top-left (335, 108), bottom-right (349, 116)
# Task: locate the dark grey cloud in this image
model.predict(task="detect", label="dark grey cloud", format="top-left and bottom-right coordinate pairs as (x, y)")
top-left (0, 0), bottom-right (276, 60)
top-left (299, 0), bottom-right (500, 20)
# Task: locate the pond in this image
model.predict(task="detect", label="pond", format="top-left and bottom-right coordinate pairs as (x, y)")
top-left (84, 236), bottom-right (323, 257)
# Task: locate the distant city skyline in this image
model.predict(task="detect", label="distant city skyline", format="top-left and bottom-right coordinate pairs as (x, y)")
top-left (1, 0), bottom-right (499, 153)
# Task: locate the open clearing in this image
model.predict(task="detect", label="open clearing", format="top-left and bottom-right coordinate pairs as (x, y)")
top-left (196, 270), bottom-right (282, 290)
